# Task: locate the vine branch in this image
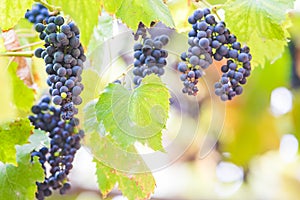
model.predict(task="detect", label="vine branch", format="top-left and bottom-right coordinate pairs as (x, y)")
top-left (0, 51), bottom-right (34, 57)
top-left (34, 0), bottom-right (61, 15)
top-left (10, 41), bottom-right (44, 51)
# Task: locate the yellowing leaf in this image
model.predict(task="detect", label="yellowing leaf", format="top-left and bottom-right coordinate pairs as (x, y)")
top-left (8, 62), bottom-right (35, 114)
top-left (0, 0), bottom-right (32, 30)
top-left (94, 156), bottom-right (155, 200)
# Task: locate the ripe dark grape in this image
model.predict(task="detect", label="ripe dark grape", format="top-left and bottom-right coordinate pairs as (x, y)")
top-left (178, 8), bottom-right (252, 100)
top-left (238, 52), bottom-right (249, 63)
top-left (199, 38), bottom-right (209, 48)
top-left (178, 62), bottom-right (188, 73)
top-left (189, 56), bottom-right (199, 66)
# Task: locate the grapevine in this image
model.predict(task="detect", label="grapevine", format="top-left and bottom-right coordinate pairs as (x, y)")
top-left (178, 8), bottom-right (252, 100)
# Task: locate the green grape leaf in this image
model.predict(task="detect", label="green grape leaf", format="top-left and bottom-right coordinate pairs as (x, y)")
top-left (223, 0), bottom-right (294, 67)
top-left (8, 62), bottom-right (35, 114)
top-left (95, 75), bottom-right (170, 150)
top-left (102, 0), bottom-right (122, 13)
top-left (0, 135), bottom-right (46, 199)
top-left (95, 159), bottom-right (155, 200)
top-left (48, 0), bottom-right (101, 47)
top-left (0, 0), bottom-right (32, 30)
top-left (85, 101), bottom-right (156, 199)
top-left (116, 0), bottom-right (174, 29)
top-left (0, 118), bottom-right (33, 165)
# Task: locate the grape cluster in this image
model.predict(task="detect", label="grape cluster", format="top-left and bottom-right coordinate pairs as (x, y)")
top-left (28, 14), bottom-right (85, 199)
top-left (34, 15), bottom-right (86, 119)
top-left (29, 96), bottom-right (83, 199)
top-left (132, 35), bottom-right (169, 85)
top-left (178, 8), bottom-right (252, 100)
top-left (25, 3), bottom-right (50, 24)
top-left (133, 22), bottom-right (147, 40)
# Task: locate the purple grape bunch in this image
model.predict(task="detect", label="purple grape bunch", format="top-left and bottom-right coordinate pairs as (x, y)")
top-left (29, 15), bottom-right (86, 199)
top-left (25, 3), bottom-right (50, 24)
top-left (29, 96), bottom-right (83, 199)
top-left (132, 35), bottom-right (170, 85)
top-left (178, 8), bottom-right (252, 100)
top-left (34, 15), bottom-right (85, 119)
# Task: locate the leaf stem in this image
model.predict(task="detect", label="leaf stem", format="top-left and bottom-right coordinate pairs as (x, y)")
top-left (10, 41), bottom-right (44, 51)
top-left (34, 0), bottom-right (61, 14)
top-left (0, 51), bottom-right (34, 57)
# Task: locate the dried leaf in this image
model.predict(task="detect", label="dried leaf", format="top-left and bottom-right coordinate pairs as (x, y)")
top-left (2, 29), bottom-right (35, 88)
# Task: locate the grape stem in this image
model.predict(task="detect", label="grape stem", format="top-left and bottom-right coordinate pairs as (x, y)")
top-left (64, 15), bottom-right (72, 24)
top-left (34, 0), bottom-right (61, 14)
top-left (212, 6), bottom-right (222, 21)
top-left (115, 64), bottom-right (134, 80)
top-left (0, 51), bottom-right (34, 57)
top-left (10, 41), bottom-right (44, 51)
top-left (193, 0), bottom-right (222, 21)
